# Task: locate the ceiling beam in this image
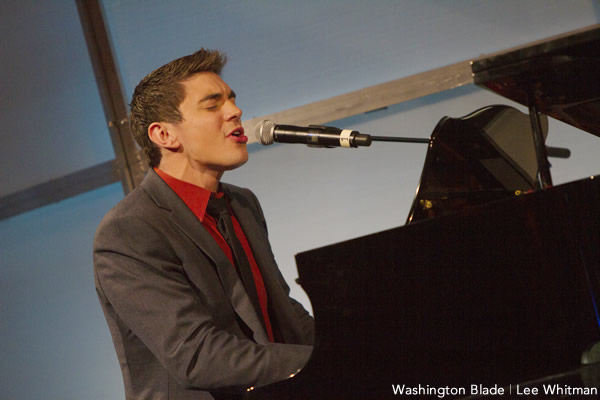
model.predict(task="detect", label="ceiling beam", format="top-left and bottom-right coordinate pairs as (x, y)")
top-left (0, 160), bottom-right (118, 220)
top-left (76, 0), bottom-right (148, 193)
top-left (242, 60), bottom-right (473, 142)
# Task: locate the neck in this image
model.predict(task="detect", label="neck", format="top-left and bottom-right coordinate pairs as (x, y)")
top-left (157, 158), bottom-right (223, 192)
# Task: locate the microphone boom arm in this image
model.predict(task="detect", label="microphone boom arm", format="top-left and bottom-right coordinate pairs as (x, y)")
top-left (370, 135), bottom-right (569, 159)
top-left (370, 136), bottom-right (430, 144)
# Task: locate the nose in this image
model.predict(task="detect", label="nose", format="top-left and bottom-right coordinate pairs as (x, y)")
top-left (224, 99), bottom-right (242, 120)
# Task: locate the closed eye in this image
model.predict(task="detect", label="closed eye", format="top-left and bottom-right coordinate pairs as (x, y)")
top-left (199, 90), bottom-right (236, 110)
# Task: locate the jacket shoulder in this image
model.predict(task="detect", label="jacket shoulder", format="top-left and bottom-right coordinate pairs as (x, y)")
top-left (94, 183), bottom-right (166, 246)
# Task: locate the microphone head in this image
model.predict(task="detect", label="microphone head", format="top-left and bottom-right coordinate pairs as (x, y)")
top-left (255, 120), bottom-right (275, 145)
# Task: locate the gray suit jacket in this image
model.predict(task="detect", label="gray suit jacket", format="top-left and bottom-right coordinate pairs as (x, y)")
top-left (94, 170), bottom-right (314, 400)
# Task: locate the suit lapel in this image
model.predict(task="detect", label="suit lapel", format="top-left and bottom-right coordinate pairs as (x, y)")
top-left (226, 186), bottom-right (273, 277)
top-left (141, 171), bottom-right (268, 344)
top-left (225, 185), bottom-right (305, 343)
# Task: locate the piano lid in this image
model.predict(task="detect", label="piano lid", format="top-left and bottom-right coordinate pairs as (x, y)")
top-left (406, 105), bottom-right (547, 224)
top-left (472, 24), bottom-right (600, 137)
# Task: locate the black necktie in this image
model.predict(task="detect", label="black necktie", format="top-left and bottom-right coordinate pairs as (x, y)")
top-left (206, 196), bottom-right (264, 329)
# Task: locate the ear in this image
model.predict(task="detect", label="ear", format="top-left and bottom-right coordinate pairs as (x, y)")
top-left (148, 122), bottom-right (180, 150)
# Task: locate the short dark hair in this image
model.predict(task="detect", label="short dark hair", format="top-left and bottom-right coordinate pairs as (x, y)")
top-left (129, 49), bottom-right (227, 167)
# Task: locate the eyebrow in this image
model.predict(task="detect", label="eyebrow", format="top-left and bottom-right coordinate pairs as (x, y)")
top-left (198, 90), bottom-right (236, 103)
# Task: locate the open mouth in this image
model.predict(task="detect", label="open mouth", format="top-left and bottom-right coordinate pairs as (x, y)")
top-left (228, 127), bottom-right (248, 143)
top-left (229, 127), bottom-right (245, 137)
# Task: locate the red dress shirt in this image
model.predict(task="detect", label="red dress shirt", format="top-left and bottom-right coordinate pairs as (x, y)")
top-left (154, 168), bottom-right (275, 342)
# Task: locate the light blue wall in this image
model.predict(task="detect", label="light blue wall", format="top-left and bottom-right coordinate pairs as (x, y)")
top-left (0, 183), bottom-right (125, 399)
top-left (0, 0), bottom-right (114, 195)
top-left (1, 1), bottom-right (599, 398)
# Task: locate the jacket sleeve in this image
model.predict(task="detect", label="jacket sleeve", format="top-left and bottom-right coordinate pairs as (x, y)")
top-left (94, 213), bottom-right (312, 392)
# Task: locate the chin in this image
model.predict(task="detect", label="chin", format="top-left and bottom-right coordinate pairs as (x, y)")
top-left (224, 155), bottom-right (249, 171)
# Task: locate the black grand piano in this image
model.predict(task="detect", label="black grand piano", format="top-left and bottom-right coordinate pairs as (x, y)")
top-left (246, 25), bottom-right (600, 399)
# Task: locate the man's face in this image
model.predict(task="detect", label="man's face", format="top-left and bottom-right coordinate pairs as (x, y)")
top-left (168, 72), bottom-right (248, 175)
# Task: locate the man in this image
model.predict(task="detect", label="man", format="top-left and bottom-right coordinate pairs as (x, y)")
top-left (93, 49), bottom-right (314, 400)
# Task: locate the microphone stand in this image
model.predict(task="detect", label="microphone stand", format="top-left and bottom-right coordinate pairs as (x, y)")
top-left (370, 136), bottom-right (430, 144)
top-left (368, 135), bottom-right (570, 159)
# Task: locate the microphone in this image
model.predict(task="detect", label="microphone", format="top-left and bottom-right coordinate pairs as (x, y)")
top-left (255, 120), bottom-right (372, 148)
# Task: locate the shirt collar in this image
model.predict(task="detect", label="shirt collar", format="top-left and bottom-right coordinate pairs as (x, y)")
top-left (154, 168), bottom-right (224, 221)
